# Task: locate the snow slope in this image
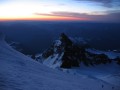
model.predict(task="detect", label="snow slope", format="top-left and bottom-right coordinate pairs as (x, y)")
top-left (63, 62), bottom-right (120, 87)
top-left (0, 33), bottom-right (120, 90)
top-left (43, 53), bottom-right (64, 68)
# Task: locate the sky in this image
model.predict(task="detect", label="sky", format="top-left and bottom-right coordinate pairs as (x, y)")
top-left (0, 0), bottom-right (120, 22)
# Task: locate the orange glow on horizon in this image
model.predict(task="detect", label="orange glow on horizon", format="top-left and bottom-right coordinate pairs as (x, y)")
top-left (0, 15), bottom-right (90, 21)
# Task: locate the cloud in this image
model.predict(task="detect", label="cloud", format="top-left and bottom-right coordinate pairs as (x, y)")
top-left (35, 12), bottom-right (87, 18)
top-left (35, 11), bottom-right (120, 22)
top-left (74, 0), bottom-right (120, 7)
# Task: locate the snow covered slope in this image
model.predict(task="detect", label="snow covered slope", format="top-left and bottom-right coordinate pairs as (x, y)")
top-left (63, 62), bottom-right (120, 87)
top-left (0, 33), bottom-right (120, 90)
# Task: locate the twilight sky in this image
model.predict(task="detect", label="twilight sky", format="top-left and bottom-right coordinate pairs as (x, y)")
top-left (0, 0), bottom-right (120, 22)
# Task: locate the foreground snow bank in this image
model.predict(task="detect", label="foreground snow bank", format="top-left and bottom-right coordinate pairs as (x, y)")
top-left (0, 34), bottom-right (119, 90)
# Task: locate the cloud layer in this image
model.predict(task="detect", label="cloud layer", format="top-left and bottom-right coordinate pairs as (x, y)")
top-left (35, 11), bottom-right (120, 22)
top-left (75, 0), bottom-right (120, 7)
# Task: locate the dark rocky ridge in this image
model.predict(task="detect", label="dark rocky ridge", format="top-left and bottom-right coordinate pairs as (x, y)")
top-left (39, 33), bottom-right (119, 68)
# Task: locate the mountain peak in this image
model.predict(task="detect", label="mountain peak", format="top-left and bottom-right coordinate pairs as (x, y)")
top-left (59, 33), bottom-right (72, 46)
top-left (36, 33), bottom-right (120, 69)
